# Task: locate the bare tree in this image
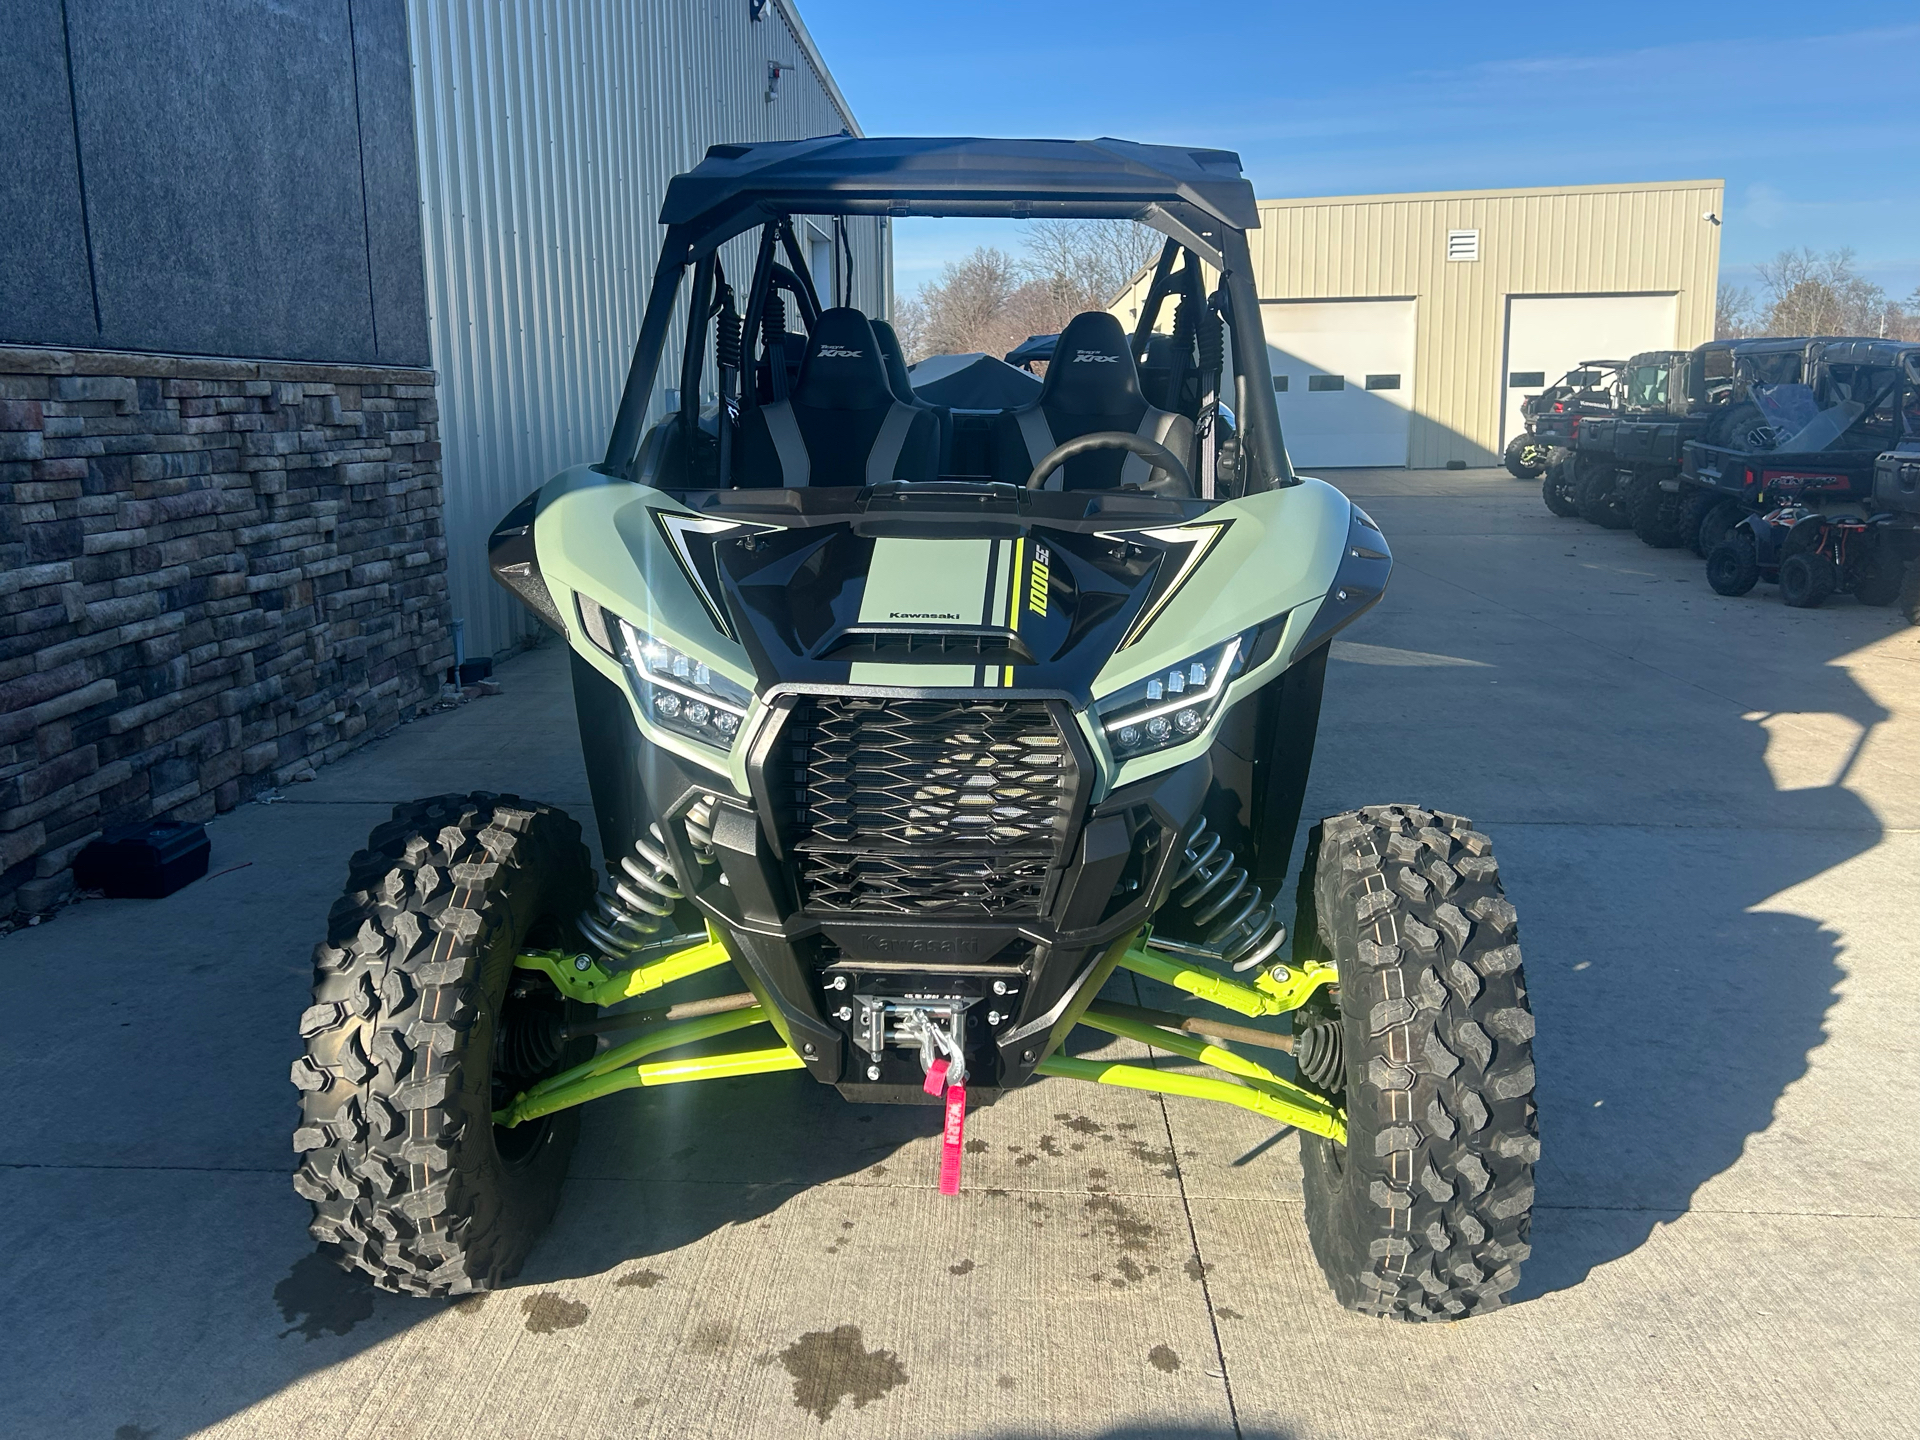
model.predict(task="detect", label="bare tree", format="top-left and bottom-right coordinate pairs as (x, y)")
top-left (1019, 220), bottom-right (1164, 322)
top-left (1755, 248), bottom-right (1888, 337)
top-left (894, 222), bottom-right (1164, 363)
top-left (1716, 283), bottom-right (1757, 339)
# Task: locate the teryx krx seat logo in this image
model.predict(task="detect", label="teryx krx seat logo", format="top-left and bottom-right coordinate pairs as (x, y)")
top-left (817, 345), bottom-right (863, 359)
top-left (1074, 350), bottom-right (1121, 363)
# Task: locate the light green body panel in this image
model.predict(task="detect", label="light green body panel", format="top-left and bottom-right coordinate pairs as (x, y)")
top-left (1086, 478), bottom-right (1351, 792)
top-left (528, 464), bottom-right (1351, 797)
top-left (532, 464), bottom-right (757, 790)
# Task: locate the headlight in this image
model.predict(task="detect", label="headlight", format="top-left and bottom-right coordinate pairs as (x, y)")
top-left (1095, 631), bottom-right (1251, 760)
top-left (576, 595), bottom-right (751, 751)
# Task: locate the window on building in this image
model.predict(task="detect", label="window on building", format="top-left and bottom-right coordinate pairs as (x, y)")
top-left (1364, 374), bottom-right (1400, 390)
top-left (1509, 371), bottom-right (1546, 388)
top-left (1272, 375), bottom-right (1288, 392)
top-left (1308, 375), bottom-right (1345, 392)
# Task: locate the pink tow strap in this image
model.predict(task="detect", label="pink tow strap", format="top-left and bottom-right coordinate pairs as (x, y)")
top-left (938, 1082), bottom-right (968, 1195)
top-left (923, 1058), bottom-right (949, 1096)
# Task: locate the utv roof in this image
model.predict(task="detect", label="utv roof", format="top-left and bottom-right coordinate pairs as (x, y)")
top-left (659, 136), bottom-right (1261, 259)
top-left (1812, 338), bottom-right (1920, 367)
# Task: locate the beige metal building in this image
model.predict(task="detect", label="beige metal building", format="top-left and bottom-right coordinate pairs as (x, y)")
top-left (1114, 179), bottom-right (1723, 469)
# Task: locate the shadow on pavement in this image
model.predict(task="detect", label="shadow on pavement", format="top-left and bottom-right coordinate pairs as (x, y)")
top-left (1315, 470), bottom-right (1890, 1309)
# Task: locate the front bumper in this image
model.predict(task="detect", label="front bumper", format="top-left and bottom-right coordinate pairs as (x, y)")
top-left (636, 703), bottom-right (1213, 1099)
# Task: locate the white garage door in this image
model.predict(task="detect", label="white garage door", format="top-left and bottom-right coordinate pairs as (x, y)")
top-left (1264, 299), bottom-right (1417, 468)
top-left (1501, 293), bottom-right (1679, 446)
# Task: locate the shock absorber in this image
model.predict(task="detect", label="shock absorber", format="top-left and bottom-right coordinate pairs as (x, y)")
top-left (1168, 816), bottom-right (1289, 972)
top-left (574, 823), bottom-right (685, 965)
top-left (761, 294), bottom-right (789, 403)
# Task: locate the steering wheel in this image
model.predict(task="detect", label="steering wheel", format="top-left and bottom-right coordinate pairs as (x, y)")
top-left (1025, 430), bottom-right (1193, 494)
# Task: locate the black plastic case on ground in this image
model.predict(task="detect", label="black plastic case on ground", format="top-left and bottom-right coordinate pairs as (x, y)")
top-left (73, 822), bottom-right (211, 899)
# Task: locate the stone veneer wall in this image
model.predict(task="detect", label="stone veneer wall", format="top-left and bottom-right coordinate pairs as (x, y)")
top-left (0, 346), bottom-right (453, 915)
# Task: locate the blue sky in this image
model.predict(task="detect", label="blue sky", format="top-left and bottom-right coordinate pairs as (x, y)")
top-left (796, 3), bottom-right (1919, 303)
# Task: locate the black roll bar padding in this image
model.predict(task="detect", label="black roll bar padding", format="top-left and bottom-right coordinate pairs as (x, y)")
top-left (1024, 430), bottom-right (1192, 493)
top-left (677, 253), bottom-right (716, 461)
top-left (1131, 238), bottom-right (1181, 365)
top-left (1218, 227), bottom-right (1292, 490)
top-left (600, 235), bottom-right (692, 478)
top-left (835, 214), bottom-right (852, 304)
top-left (738, 222), bottom-right (783, 415)
top-left (775, 218), bottom-right (822, 326)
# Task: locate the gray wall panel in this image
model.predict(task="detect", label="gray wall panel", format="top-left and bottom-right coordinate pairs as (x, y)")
top-left (411, 0), bottom-right (890, 655)
top-left (0, 0), bottom-right (98, 345)
top-left (67, 0), bottom-right (376, 362)
top-left (351, 0), bottom-right (431, 366)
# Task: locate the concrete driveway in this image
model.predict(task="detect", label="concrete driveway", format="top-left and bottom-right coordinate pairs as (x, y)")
top-left (2, 467), bottom-right (1914, 1439)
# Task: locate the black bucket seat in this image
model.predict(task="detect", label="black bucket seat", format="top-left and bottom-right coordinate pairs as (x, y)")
top-left (991, 311), bottom-right (1193, 492)
top-left (872, 318), bottom-right (952, 473)
top-left (736, 309), bottom-right (940, 487)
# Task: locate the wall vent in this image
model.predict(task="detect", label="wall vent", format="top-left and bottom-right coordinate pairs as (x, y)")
top-left (1446, 229), bottom-right (1480, 262)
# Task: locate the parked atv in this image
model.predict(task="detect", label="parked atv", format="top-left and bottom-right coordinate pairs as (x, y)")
top-left (293, 138), bottom-right (1537, 1322)
top-left (1705, 504), bottom-right (1905, 606)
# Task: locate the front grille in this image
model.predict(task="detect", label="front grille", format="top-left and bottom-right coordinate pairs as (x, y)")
top-left (785, 696), bottom-right (1074, 915)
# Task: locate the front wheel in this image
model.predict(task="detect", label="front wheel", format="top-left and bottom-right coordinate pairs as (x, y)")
top-left (293, 792), bottom-right (597, 1294)
top-left (1504, 435), bottom-right (1547, 479)
top-left (1541, 456), bottom-right (1581, 517)
top-left (1706, 533), bottom-right (1760, 596)
top-left (1294, 805), bottom-right (1537, 1321)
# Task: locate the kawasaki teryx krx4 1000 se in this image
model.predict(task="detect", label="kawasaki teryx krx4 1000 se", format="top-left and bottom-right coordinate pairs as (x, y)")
top-left (294, 137), bottom-right (1538, 1321)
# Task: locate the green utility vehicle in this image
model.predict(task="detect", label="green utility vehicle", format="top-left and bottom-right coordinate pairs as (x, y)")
top-left (292, 138), bottom-right (1537, 1322)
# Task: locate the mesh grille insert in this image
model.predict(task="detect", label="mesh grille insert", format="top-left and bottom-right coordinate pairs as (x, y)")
top-left (786, 696), bottom-right (1074, 915)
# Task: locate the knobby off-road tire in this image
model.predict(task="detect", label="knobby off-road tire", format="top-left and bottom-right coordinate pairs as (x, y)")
top-left (1696, 498), bottom-right (1746, 558)
top-left (1294, 805), bottom-right (1537, 1322)
top-left (1541, 455), bottom-right (1582, 518)
top-left (1628, 475), bottom-right (1689, 548)
top-left (1780, 551), bottom-right (1836, 609)
top-left (1574, 462), bottom-right (1632, 530)
top-left (1682, 489), bottom-right (1724, 557)
top-left (1504, 435), bottom-right (1547, 480)
top-left (1848, 535), bottom-right (1903, 608)
top-left (1706, 532), bottom-right (1761, 597)
top-left (292, 792), bottom-right (597, 1295)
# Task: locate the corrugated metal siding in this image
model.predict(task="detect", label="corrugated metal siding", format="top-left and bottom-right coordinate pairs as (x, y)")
top-left (408, 0), bottom-right (890, 655)
top-left (1245, 181), bottom-right (1722, 467)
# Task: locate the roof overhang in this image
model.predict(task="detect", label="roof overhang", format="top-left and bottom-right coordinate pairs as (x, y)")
top-left (658, 136), bottom-right (1259, 266)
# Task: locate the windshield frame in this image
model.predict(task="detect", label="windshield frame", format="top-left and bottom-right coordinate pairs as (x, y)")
top-left (597, 185), bottom-right (1290, 497)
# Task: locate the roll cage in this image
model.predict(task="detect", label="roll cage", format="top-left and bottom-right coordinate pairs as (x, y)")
top-left (595, 136), bottom-right (1292, 498)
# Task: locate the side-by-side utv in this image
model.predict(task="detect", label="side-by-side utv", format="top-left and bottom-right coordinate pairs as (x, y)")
top-left (1704, 343), bottom-right (1920, 609)
top-left (1518, 360), bottom-right (1621, 487)
top-left (293, 138), bottom-right (1537, 1322)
